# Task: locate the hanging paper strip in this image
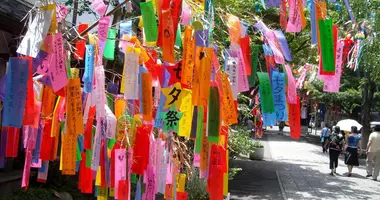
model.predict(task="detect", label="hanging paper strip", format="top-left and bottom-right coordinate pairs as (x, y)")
top-left (256, 72), bottom-right (275, 113)
top-left (271, 71), bottom-right (288, 121)
top-left (207, 86), bottom-right (220, 143)
top-left (218, 73), bottom-right (238, 126)
top-left (132, 125), bottom-right (151, 175)
top-left (318, 19), bottom-right (335, 73)
top-left (286, 0), bottom-right (301, 33)
top-left (48, 33), bottom-right (68, 92)
top-left (226, 14), bottom-right (241, 45)
top-left (22, 56), bottom-right (35, 126)
top-left (224, 55), bottom-right (239, 100)
top-left (240, 36), bottom-right (252, 75)
top-left (171, 0), bottom-right (182, 37)
top-left (181, 2), bottom-right (192, 26)
top-left (179, 92), bottom-right (193, 138)
top-left (236, 48), bottom-right (250, 92)
top-left (62, 133), bottom-right (77, 175)
top-left (140, 1), bottom-right (158, 43)
top-left (66, 78), bottom-right (84, 134)
top-left (284, 65), bottom-right (297, 104)
top-left (181, 26), bottom-right (195, 88)
top-left (161, 9), bottom-right (175, 63)
top-left (114, 148), bottom-right (127, 199)
top-left (310, 0), bottom-right (318, 45)
top-left (74, 24), bottom-right (88, 60)
top-left (41, 86), bottom-right (57, 119)
top-left (297, 0), bottom-right (306, 29)
top-left (39, 120), bottom-right (54, 160)
top-left (248, 45), bottom-right (260, 87)
top-left (97, 16), bottom-right (111, 65)
top-left (102, 105), bottom-right (117, 139)
top-left (142, 72), bottom-right (153, 121)
top-left (207, 144), bottom-right (225, 200)
top-left (83, 45), bottom-right (94, 93)
top-left (104, 28), bottom-right (117, 60)
top-left (274, 30), bottom-right (292, 62)
top-left (315, 0), bottom-right (327, 47)
top-left (6, 127), bottom-right (20, 158)
top-left (343, 0), bottom-right (355, 22)
top-left (280, 0), bottom-right (287, 30)
top-left (265, 31), bottom-right (285, 64)
top-left (195, 106), bottom-right (204, 154)
top-left (16, 4), bottom-right (54, 58)
top-left (121, 50), bottom-right (139, 99)
top-left (2, 57), bottom-right (29, 128)
top-left (265, 0), bottom-right (280, 7)
top-left (323, 40), bottom-right (344, 93)
top-left (288, 96), bottom-right (301, 140)
top-left (200, 125), bottom-right (209, 171)
top-left (193, 47), bottom-right (213, 107)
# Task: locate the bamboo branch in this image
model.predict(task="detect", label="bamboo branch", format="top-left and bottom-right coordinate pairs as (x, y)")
top-left (71, 0), bottom-right (130, 43)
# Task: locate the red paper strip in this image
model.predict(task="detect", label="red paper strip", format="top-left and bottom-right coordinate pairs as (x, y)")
top-left (22, 56), bottom-right (35, 126)
top-left (84, 106), bottom-right (96, 150)
top-left (74, 24), bottom-right (88, 60)
top-left (6, 127), bottom-right (20, 158)
top-left (79, 152), bottom-right (93, 193)
top-left (177, 192), bottom-right (188, 200)
top-left (100, 139), bottom-right (106, 188)
top-left (157, 0), bottom-right (171, 47)
top-left (110, 142), bottom-right (121, 188)
top-left (131, 124), bottom-right (151, 175)
top-left (118, 180), bottom-right (129, 199)
top-left (288, 96), bottom-right (301, 140)
top-left (39, 120), bottom-right (55, 160)
top-left (240, 36), bottom-right (252, 75)
top-left (171, 0), bottom-right (182, 37)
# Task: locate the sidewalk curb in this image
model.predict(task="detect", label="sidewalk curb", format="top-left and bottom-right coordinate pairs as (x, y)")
top-left (276, 170), bottom-right (287, 200)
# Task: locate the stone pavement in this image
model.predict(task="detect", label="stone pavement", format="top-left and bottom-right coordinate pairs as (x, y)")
top-left (229, 130), bottom-right (380, 200)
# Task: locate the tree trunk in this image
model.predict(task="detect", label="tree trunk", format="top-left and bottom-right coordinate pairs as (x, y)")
top-left (361, 73), bottom-right (376, 150)
top-left (72, 0), bottom-right (79, 25)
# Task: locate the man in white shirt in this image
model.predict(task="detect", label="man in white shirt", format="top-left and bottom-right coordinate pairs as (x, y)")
top-left (366, 122), bottom-right (380, 180)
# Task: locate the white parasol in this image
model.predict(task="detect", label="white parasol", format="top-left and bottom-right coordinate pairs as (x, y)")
top-left (336, 119), bottom-right (362, 132)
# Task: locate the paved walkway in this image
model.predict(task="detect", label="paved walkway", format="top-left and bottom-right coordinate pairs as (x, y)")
top-left (229, 130), bottom-right (380, 200)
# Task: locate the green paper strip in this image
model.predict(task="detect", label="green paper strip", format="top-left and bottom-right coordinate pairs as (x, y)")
top-left (66, 59), bottom-right (72, 79)
top-left (207, 86), bottom-right (220, 143)
top-left (257, 72), bottom-right (275, 113)
top-left (106, 93), bottom-right (114, 113)
top-left (76, 139), bottom-right (82, 161)
top-left (131, 174), bottom-right (137, 184)
top-left (249, 44), bottom-right (260, 87)
top-left (282, 65), bottom-right (288, 86)
top-left (175, 24), bottom-right (182, 48)
top-left (85, 150), bottom-right (92, 168)
top-left (104, 28), bottom-right (117, 60)
top-left (318, 19), bottom-right (335, 72)
top-left (140, 1), bottom-right (158, 43)
top-left (195, 106), bottom-right (204, 154)
top-left (107, 139), bottom-right (116, 150)
top-left (60, 122), bottom-right (65, 134)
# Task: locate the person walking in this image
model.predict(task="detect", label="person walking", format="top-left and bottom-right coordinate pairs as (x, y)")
top-left (366, 122), bottom-right (380, 181)
top-left (344, 126), bottom-right (362, 177)
top-left (325, 126), bottom-right (345, 175)
top-left (321, 124), bottom-right (330, 153)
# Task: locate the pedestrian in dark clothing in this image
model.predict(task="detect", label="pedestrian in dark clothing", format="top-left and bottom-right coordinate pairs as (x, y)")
top-left (326, 126), bottom-right (345, 175)
top-left (345, 126), bottom-right (362, 177)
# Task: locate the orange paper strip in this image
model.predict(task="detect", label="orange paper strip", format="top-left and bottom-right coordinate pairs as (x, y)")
top-left (181, 26), bottom-right (195, 88)
top-left (142, 72), bottom-right (153, 121)
top-left (66, 79), bottom-right (84, 134)
top-left (161, 9), bottom-right (176, 63)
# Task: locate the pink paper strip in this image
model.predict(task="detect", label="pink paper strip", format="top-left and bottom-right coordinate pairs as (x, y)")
top-left (97, 16), bottom-right (111, 64)
top-left (193, 153), bottom-right (200, 167)
top-left (265, 32), bottom-right (285, 64)
top-left (31, 159), bottom-right (42, 168)
top-left (323, 40), bottom-right (344, 93)
top-left (115, 148), bottom-right (127, 199)
top-left (92, 0), bottom-right (107, 16)
top-left (49, 33), bottom-right (68, 92)
top-left (181, 2), bottom-right (192, 26)
top-left (143, 165), bottom-right (156, 199)
top-left (284, 65), bottom-right (297, 104)
top-left (237, 48), bottom-right (250, 92)
top-left (286, 0), bottom-right (301, 33)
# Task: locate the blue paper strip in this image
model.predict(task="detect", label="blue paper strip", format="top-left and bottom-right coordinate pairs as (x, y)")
top-left (271, 71), bottom-right (288, 121)
top-left (83, 45), bottom-right (94, 93)
top-left (135, 177), bottom-right (141, 200)
top-left (262, 112), bottom-right (276, 126)
top-left (2, 57), bottom-right (29, 127)
top-left (195, 29), bottom-right (209, 47)
top-left (32, 123), bottom-right (43, 164)
top-left (154, 69), bottom-right (170, 128)
top-left (120, 20), bottom-right (133, 36)
top-left (343, 0), bottom-right (355, 22)
top-left (265, 0), bottom-right (281, 7)
top-left (310, 0), bottom-right (318, 45)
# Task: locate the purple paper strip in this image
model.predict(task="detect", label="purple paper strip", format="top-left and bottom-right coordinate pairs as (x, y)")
top-left (265, 0), bottom-right (281, 7)
top-left (190, 106), bottom-right (198, 138)
top-left (32, 123), bottom-right (43, 164)
top-left (310, 0), bottom-right (318, 45)
top-left (195, 30), bottom-right (209, 47)
top-left (343, 0), bottom-right (355, 22)
top-left (32, 50), bottom-right (48, 73)
top-left (0, 74), bottom-right (6, 101)
top-left (0, 128), bottom-right (8, 168)
top-left (274, 30), bottom-right (292, 61)
top-left (254, 21), bottom-right (270, 35)
top-left (38, 75), bottom-right (52, 86)
top-left (107, 82), bottom-right (119, 94)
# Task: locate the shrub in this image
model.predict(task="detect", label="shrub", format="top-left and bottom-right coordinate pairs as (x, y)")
top-left (228, 128), bottom-right (255, 158)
